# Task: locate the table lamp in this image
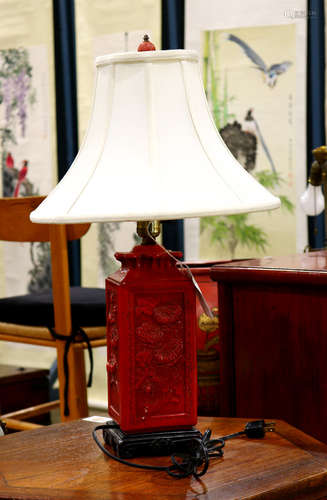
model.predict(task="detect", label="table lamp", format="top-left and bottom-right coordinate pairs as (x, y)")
top-left (30, 38), bottom-right (280, 456)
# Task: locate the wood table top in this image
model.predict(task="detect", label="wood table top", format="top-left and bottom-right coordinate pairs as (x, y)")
top-left (210, 250), bottom-right (327, 285)
top-left (1, 417), bottom-right (327, 499)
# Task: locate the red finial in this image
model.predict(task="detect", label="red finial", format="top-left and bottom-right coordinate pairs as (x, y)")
top-left (138, 34), bottom-right (156, 52)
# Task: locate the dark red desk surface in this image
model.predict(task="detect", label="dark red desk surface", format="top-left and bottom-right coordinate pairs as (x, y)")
top-left (210, 250), bottom-right (327, 284)
top-left (1, 417), bottom-right (327, 499)
top-left (210, 250), bottom-right (327, 445)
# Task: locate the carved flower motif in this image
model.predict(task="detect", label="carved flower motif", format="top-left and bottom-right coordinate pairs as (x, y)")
top-left (136, 350), bottom-right (152, 366)
top-left (110, 326), bottom-right (119, 346)
top-left (154, 338), bottom-right (183, 365)
top-left (107, 353), bottom-right (117, 371)
top-left (153, 304), bottom-right (182, 324)
top-left (135, 297), bottom-right (158, 316)
top-left (136, 321), bottom-right (164, 345)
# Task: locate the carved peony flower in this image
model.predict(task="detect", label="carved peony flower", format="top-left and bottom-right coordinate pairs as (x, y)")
top-left (153, 304), bottom-right (182, 324)
top-left (136, 321), bottom-right (164, 345)
top-left (154, 338), bottom-right (183, 365)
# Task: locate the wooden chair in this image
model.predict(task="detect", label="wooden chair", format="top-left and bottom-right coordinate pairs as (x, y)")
top-left (0, 196), bottom-right (107, 430)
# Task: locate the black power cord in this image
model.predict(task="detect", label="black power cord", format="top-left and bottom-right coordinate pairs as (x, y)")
top-left (92, 420), bottom-right (275, 479)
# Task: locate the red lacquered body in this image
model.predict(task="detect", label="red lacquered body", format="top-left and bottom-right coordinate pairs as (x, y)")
top-left (106, 244), bottom-right (197, 433)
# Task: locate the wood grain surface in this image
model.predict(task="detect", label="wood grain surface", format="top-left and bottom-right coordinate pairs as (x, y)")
top-left (0, 417), bottom-right (327, 499)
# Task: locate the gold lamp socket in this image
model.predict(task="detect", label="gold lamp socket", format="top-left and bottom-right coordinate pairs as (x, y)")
top-left (137, 220), bottom-right (161, 244)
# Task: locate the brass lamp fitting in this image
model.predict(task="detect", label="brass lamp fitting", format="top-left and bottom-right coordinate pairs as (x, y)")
top-left (308, 161), bottom-right (323, 186)
top-left (310, 146), bottom-right (327, 186)
top-left (313, 145), bottom-right (327, 163)
top-left (137, 220), bottom-right (161, 245)
top-left (198, 307), bottom-right (219, 333)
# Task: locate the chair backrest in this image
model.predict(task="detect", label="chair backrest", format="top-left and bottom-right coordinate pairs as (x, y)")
top-left (0, 196), bottom-right (90, 242)
top-left (0, 196), bottom-right (90, 336)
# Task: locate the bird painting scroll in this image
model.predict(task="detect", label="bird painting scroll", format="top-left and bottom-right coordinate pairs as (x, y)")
top-left (200, 24), bottom-right (297, 261)
top-left (225, 33), bottom-right (292, 88)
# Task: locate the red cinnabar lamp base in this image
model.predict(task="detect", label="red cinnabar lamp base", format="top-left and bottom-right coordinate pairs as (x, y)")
top-left (105, 241), bottom-right (198, 435)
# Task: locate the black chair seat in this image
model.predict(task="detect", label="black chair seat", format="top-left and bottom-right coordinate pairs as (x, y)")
top-left (0, 287), bottom-right (106, 327)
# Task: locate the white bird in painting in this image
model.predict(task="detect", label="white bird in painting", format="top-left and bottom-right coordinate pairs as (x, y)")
top-left (225, 33), bottom-right (292, 88)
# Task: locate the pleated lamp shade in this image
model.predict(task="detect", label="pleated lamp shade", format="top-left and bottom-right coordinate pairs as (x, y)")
top-left (30, 49), bottom-right (280, 224)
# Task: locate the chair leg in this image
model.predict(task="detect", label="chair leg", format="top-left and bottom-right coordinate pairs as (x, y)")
top-left (56, 342), bottom-right (89, 421)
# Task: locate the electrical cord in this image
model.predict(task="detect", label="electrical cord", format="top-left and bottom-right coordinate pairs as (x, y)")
top-left (92, 420), bottom-right (275, 479)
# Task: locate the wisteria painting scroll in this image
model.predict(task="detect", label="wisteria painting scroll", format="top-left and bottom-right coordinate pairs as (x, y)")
top-left (0, 46), bottom-right (53, 296)
top-left (1, 48), bottom-right (35, 198)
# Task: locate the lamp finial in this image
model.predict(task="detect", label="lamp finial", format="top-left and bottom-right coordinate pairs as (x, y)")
top-left (138, 34), bottom-right (156, 52)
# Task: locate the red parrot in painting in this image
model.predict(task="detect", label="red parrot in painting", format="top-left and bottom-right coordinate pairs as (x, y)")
top-left (14, 160), bottom-right (28, 197)
top-left (5, 153), bottom-right (14, 169)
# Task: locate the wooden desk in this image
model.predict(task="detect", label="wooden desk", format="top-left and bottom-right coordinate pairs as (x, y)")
top-left (0, 364), bottom-right (50, 425)
top-left (1, 417), bottom-right (327, 499)
top-left (211, 251), bottom-right (327, 445)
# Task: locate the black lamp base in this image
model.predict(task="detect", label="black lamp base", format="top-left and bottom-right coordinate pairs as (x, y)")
top-left (103, 422), bottom-right (202, 458)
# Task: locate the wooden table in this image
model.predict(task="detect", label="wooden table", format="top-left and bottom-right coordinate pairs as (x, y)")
top-left (1, 417), bottom-right (327, 499)
top-left (211, 251), bottom-right (327, 445)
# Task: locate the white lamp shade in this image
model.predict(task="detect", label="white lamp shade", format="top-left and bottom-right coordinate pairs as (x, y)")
top-left (31, 49), bottom-right (280, 223)
top-left (300, 183), bottom-right (325, 216)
